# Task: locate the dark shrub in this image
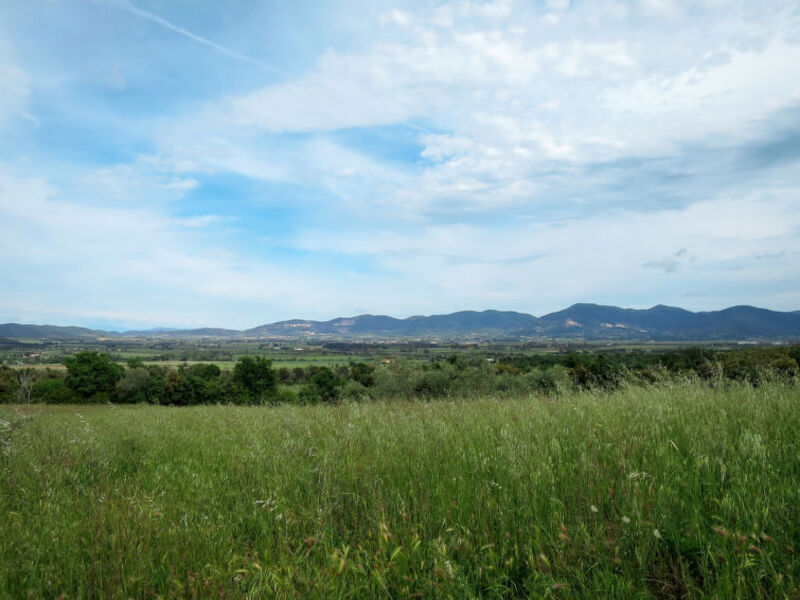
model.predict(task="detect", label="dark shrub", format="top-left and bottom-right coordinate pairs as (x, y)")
top-left (64, 352), bottom-right (124, 399)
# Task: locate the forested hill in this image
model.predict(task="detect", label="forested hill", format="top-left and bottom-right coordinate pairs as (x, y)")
top-left (2, 304), bottom-right (800, 341)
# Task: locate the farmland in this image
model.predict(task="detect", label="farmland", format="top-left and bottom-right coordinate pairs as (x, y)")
top-left (2, 379), bottom-right (799, 598)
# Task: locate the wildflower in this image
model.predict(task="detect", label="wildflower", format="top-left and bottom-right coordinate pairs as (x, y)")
top-left (622, 516), bottom-right (630, 524)
top-left (653, 529), bottom-right (662, 539)
top-left (590, 505), bottom-right (598, 513)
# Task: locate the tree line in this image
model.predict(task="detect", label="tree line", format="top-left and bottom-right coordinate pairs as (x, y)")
top-left (1, 345), bottom-right (798, 405)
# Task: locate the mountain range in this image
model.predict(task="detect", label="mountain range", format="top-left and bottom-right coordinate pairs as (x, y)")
top-left (2, 304), bottom-right (800, 341)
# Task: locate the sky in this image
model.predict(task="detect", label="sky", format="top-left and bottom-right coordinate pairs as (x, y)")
top-left (1, 0), bottom-right (799, 330)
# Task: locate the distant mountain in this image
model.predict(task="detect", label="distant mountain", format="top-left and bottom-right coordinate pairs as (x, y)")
top-left (533, 303), bottom-right (702, 339)
top-left (691, 306), bottom-right (800, 339)
top-left (529, 303), bottom-right (800, 340)
top-left (121, 327), bottom-right (240, 338)
top-left (0, 323), bottom-right (111, 339)
top-left (244, 310), bottom-right (539, 337)
top-left (534, 303), bottom-right (695, 338)
top-left (2, 304), bottom-right (799, 341)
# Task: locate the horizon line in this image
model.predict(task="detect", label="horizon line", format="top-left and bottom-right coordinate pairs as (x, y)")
top-left (2, 302), bottom-right (799, 333)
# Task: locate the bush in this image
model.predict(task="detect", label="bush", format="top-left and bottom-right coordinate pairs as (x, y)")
top-left (32, 378), bottom-right (73, 404)
top-left (412, 367), bottom-right (453, 398)
top-left (117, 368), bottom-right (151, 403)
top-left (204, 373), bottom-right (236, 404)
top-left (126, 357), bottom-right (145, 369)
top-left (183, 363), bottom-right (221, 380)
top-left (722, 349), bottom-right (799, 385)
top-left (310, 367), bottom-right (342, 403)
top-left (233, 357), bottom-right (277, 402)
top-left (163, 371), bottom-right (207, 406)
top-left (341, 380), bottom-right (369, 402)
top-left (277, 367), bottom-right (294, 384)
top-left (275, 388), bottom-right (299, 404)
top-left (349, 362), bottom-right (375, 387)
top-left (64, 352), bottom-right (124, 399)
top-left (144, 374), bottom-right (166, 404)
top-left (298, 385), bottom-right (321, 404)
top-left (0, 366), bottom-right (19, 403)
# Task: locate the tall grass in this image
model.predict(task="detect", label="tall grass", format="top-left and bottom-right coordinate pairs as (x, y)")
top-left (1, 380), bottom-right (799, 598)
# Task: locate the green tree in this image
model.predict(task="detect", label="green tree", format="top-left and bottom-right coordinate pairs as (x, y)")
top-left (183, 363), bottom-right (221, 380)
top-left (233, 356), bottom-right (277, 403)
top-left (310, 367), bottom-right (341, 403)
top-left (277, 367), bottom-right (294, 384)
top-left (349, 362), bottom-right (375, 387)
top-left (64, 351), bottom-right (124, 400)
top-left (163, 371), bottom-right (206, 406)
top-left (32, 378), bottom-right (73, 404)
top-left (0, 365), bottom-right (19, 403)
top-left (116, 368), bottom-right (151, 403)
top-left (126, 357), bottom-right (145, 369)
top-left (292, 366), bottom-right (307, 383)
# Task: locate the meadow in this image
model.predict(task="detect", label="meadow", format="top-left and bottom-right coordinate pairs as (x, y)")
top-left (1, 380), bottom-right (799, 598)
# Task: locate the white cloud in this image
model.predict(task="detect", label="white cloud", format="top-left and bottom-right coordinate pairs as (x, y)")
top-left (603, 39), bottom-right (800, 154)
top-left (146, 0), bottom-right (800, 220)
top-left (82, 161), bottom-right (199, 203)
top-left (546, 0), bottom-right (571, 11)
top-left (0, 171), bottom-right (342, 326)
top-left (0, 44), bottom-right (36, 128)
top-left (291, 188), bottom-right (800, 312)
top-left (3, 0), bottom-right (800, 324)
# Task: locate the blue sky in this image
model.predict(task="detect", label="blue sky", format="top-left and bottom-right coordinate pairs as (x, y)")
top-left (1, 0), bottom-right (799, 329)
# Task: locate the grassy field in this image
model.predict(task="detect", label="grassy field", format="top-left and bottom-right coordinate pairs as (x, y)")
top-left (1, 382), bottom-right (799, 598)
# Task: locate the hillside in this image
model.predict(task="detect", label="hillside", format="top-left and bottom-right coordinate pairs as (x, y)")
top-left (2, 304), bottom-right (800, 341)
top-left (0, 323), bottom-right (111, 339)
top-left (244, 310), bottom-right (539, 337)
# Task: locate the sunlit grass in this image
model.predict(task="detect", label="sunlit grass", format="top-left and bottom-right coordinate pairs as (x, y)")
top-left (1, 380), bottom-right (799, 598)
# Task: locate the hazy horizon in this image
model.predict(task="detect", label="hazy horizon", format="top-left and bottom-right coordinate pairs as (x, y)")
top-left (2, 1), bottom-right (799, 330)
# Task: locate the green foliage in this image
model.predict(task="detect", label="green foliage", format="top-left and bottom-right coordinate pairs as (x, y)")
top-left (293, 366), bottom-right (307, 383)
top-left (144, 373), bottom-right (166, 404)
top-left (274, 388), bottom-right (299, 404)
top-left (116, 368), bottom-right (152, 403)
top-left (341, 379), bottom-right (369, 401)
top-left (276, 366), bottom-right (294, 384)
top-left (563, 354), bottom-right (623, 389)
top-left (203, 372), bottom-right (236, 404)
top-left (183, 362), bottom-right (221, 380)
top-left (297, 367), bottom-right (343, 404)
top-left (0, 366), bottom-right (18, 403)
top-left (721, 348), bottom-right (799, 384)
top-left (125, 357), bottom-right (145, 369)
top-left (233, 356), bottom-right (277, 403)
top-left (163, 371), bottom-right (207, 406)
top-left (310, 367), bottom-right (342, 403)
top-left (298, 385), bottom-right (320, 404)
top-left (31, 377), bottom-right (73, 404)
top-left (64, 351), bottom-right (124, 399)
top-left (0, 344), bottom-right (789, 407)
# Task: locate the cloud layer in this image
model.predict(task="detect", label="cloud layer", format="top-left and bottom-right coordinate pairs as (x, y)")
top-left (0, 0), bottom-right (799, 328)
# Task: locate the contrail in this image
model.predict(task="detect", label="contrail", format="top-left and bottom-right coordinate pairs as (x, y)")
top-left (100, 0), bottom-right (283, 75)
